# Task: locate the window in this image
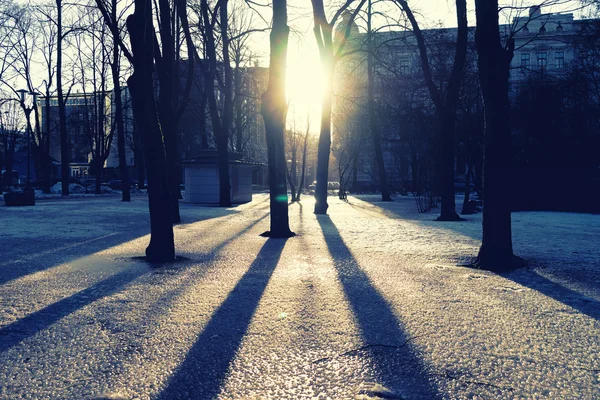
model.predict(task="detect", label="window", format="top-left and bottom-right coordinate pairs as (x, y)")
top-left (521, 53), bottom-right (530, 68)
top-left (537, 52), bottom-right (547, 69)
top-left (399, 57), bottom-right (409, 73)
top-left (555, 51), bottom-right (564, 69)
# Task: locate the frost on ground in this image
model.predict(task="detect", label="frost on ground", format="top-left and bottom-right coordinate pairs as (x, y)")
top-left (0, 194), bottom-right (598, 399)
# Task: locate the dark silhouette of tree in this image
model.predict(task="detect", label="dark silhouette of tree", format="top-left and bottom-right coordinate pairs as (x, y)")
top-left (72, 15), bottom-right (113, 196)
top-left (396, 0), bottom-right (468, 221)
top-left (109, 0), bottom-right (130, 202)
top-left (473, 0), bottom-right (517, 270)
top-left (36, 2), bottom-right (58, 194)
top-left (125, 0), bottom-right (175, 262)
top-left (366, 0), bottom-right (391, 201)
top-left (260, 0), bottom-right (294, 238)
top-left (199, 0), bottom-right (233, 207)
top-left (56, 0), bottom-right (69, 195)
top-left (311, 0), bottom-right (365, 215)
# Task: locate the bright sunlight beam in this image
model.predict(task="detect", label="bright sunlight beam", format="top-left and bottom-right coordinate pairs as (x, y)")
top-left (285, 42), bottom-right (324, 134)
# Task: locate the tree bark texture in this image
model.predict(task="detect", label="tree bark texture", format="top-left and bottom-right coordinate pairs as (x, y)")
top-left (261, 0), bottom-right (294, 238)
top-left (474, 0), bottom-right (516, 271)
top-left (126, 0), bottom-right (175, 262)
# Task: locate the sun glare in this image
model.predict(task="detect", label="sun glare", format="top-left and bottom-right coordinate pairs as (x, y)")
top-left (285, 46), bottom-right (324, 134)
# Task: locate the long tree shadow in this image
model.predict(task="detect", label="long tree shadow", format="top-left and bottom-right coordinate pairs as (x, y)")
top-left (316, 215), bottom-right (440, 399)
top-left (503, 269), bottom-right (600, 322)
top-left (354, 196), bottom-right (600, 323)
top-left (0, 266), bottom-right (146, 354)
top-left (0, 198), bottom-right (269, 287)
top-left (157, 238), bottom-right (288, 400)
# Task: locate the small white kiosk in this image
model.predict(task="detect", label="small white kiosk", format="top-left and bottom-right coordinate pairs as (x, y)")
top-left (182, 151), bottom-right (258, 204)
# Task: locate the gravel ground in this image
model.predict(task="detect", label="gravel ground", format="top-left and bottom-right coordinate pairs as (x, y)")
top-left (0, 194), bottom-right (598, 399)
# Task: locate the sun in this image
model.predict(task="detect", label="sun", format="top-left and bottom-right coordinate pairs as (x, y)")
top-left (285, 44), bottom-right (324, 134)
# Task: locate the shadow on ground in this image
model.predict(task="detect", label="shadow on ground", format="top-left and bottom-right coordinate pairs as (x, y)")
top-left (317, 215), bottom-right (440, 399)
top-left (157, 237), bottom-right (288, 399)
top-left (354, 196), bottom-right (600, 323)
top-left (0, 267), bottom-right (146, 354)
top-left (0, 198), bottom-right (268, 287)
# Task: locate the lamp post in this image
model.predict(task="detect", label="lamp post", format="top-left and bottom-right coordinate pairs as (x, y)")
top-left (17, 89), bottom-right (37, 189)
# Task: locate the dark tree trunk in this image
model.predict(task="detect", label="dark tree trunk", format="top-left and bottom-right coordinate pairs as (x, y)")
top-left (261, 0), bottom-right (294, 238)
top-left (474, 0), bottom-right (516, 271)
top-left (411, 148), bottom-right (418, 193)
top-left (57, 0), bottom-right (69, 196)
top-left (42, 90), bottom-right (52, 193)
top-left (437, 0), bottom-right (467, 221)
top-left (296, 133), bottom-right (308, 201)
top-left (201, 0), bottom-right (232, 207)
top-left (398, 0), bottom-right (467, 219)
top-left (111, 0), bottom-right (130, 202)
top-left (234, 65), bottom-right (243, 152)
top-left (199, 91), bottom-right (209, 149)
top-left (156, 0), bottom-right (181, 222)
top-left (287, 168), bottom-right (297, 203)
top-left (461, 160), bottom-right (473, 214)
top-left (126, 0), bottom-right (175, 262)
top-left (131, 123), bottom-right (145, 189)
top-left (95, 157), bottom-right (103, 194)
top-left (314, 62), bottom-right (332, 214)
top-left (219, 1), bottom-right (233, 207)
top-left (366, 0), bottom-right (391, 202)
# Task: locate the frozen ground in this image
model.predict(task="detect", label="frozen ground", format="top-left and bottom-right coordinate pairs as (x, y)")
top-left (0, 194), bottom-right (598, 399)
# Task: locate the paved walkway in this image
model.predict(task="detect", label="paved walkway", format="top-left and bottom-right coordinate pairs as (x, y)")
top-left (0, 195), bottom-right (598, 399)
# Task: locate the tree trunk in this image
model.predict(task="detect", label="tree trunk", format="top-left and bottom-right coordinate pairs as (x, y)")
top-left (296, 133), bottom-right (308, 201)
top-left (261, 0), bottom-right (294, 238)
top-left (95, 157), bottom-right (103, 194)
top-left (461, 160), bottom-right (473, 214)
top-left (314, 60), bottom-right (333, 214)
top-left (366, 0), bottom-right (391, 202)
top-left (111, 0), bottom-right (130, 202)
top-left (437, 0), bottom-right (467, 221)
top-left (57, 0), bottom-right (69, 196)
top-left (437, 109), bottom-right (460, 220)
top-left (234, 64), bottom-right (243, 152)
top-left (351, 155), bottom-right (358, 193)
top-left (287, 167), bottom-right (296, 202)
top-left (156, 0), bottom-right (180, 222)
top-left (473, 0), bottom-right (516, 271)
top-left (201, 0), bottom-right (232, 207)
top-left (42, 90), bottom-right (52, 193)
top-left (127, 0), bottom-right (174, 262)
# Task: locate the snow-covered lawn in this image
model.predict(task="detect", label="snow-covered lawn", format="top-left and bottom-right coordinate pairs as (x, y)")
top-left (0, 194), bottom-right (598, 399)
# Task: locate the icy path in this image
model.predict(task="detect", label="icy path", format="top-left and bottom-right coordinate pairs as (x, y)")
top-left (0, 195), bottom-right (598, 399)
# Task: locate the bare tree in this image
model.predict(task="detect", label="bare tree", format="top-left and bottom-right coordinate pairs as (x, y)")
top-left (123, 0), bottom-right (175, 261)
top-left (395, 0), bottom-right (468, 221)
top-left (73, 11), bottom-right (114, 194)
top-left (311, 0), bottom-right (366, 214)
top-left (472, 0), bottom-right (517, 270)
top-left (261, 0), bottom-right (294, 238)
top-left (365, 0), bottom-right (391, 201)
top-left (0, 100), bottom-right (23, 191)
